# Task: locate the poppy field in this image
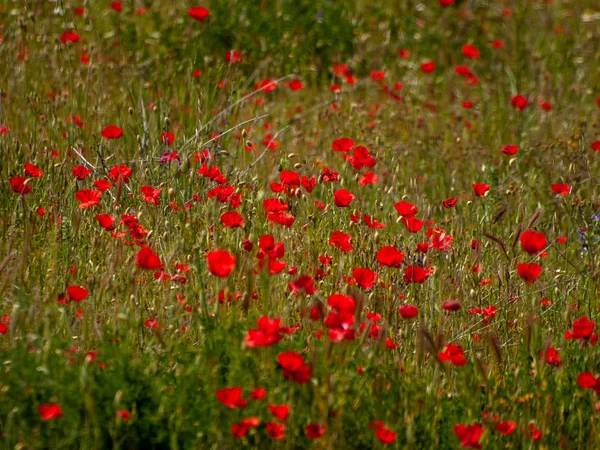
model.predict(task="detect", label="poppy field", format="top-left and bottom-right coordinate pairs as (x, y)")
top-left (2, 0), bottom-right (600, 448)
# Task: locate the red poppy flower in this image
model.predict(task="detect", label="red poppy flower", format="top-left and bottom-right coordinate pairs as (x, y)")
top-left (72, 165), bottom-right (91, 180)
top-left (439, 344), bottom-right (467, 366)
top-left (216, 387), bottom-right (247, 409)
top-left (220, 211), bottom-right (245, 228)
top-left (288, 275), bottom-right (317, 295)
top-left (109, 165), bottom-right (132, 184)
top-left (403, 266), bottom-right (432, 283)
top-left (329, 231), bottom-right (353, 252)
top-left (140, 186), bottom-right (161, 206)
top-left (511, 95), bottom-right (528, 111)
top-left (520, 230), bottom-right (547, 255)
top-left (442, 198), bottom-right (458, 208)
top-left (516, 262), bottom-right (542, 285)
top-left (75, 189), bottom-right (101, 208)
top-left (66, 286), bottom-right (88, 302)
top-left (399, 304), bottom-right (419, 319)
top-left (462, 44), bottom-right (480, 58)
top-left (266, 422), bottom-right (285, 439)
top-left (10, 177), bottom-right (31, 195)
top-left (394, 200), bottom-right (418, 217)
top-left (94, 179), bottom-right (112, 191)
top-left (352, 268), bottom-right (377, 290)
top-left (541, 347), bottom-right (561, 366)
top-left (577, 372), bottom-right (600, 395)
top-left (110, 1), bottom-right (122, 12)
top-left (565, 316), bottom-right (597, 344)
top-left (39, 404), bottom-right (63, 421)
top-left (60, 31), bottom-right (80, 45)
top-left (305, 423), bottom-right (326, 439)
top-left (454, 423), bottom-right (483, 448)
top-left (96, 214), bottom-right (115, 231)
top-left (376, 246), bottom-right (404, 267)
top-left (289, 80), bottom-right (304, 91)
top-left (188, 6), bottom-right (210, 22)
top-left (136, 247), bottom-right (163, 271)
top-left (160, 131), bottom-right (175, 146)
top-left (402, 216), bottom-right (423, 233)
top-left (245, 316), bottom-right (284, 348)
top-left (439, 0), bottom-right (455, 6)
top-left (420, 61), bottom-right (436, 73)
top-left (251, 388), bottom-right (266, 400)
top-left (207, 250), bottom-right (236, 278)
top-left (375, 427), bottom-right (397, 444)
top-left (277, 351), bottom-right (311, 384)
top-left (591, 140), bottom-right (600, 152)
top-left (116, 410), bottom-right (131, 422)
top-left (496, 420), bottom-right (517, 435)
top-left (24, 163), bottom-right (43, 178)
top-left (442, 300), bottom-right (461, 311)
top-left (225, 50), bottom-right (242, 64)
top-left (501, 145), bottom-right (518, 155)
top-left (334, 189), bottom-right (356, 207)
top-left (347, 146), bottom-right (376, 170)
top-left (359, 171), bottom-right (379, 186)
top-left (268, 404), bottom-right (290, 421)
top-left (472, 184), bottom-right (490, 197)
top-left (101, 125), bottom-right (123, 139)
top-left (551, 183), bottom-right (570, 196)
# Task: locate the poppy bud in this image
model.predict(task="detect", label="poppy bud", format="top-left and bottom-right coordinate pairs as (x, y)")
top-left (128, 107), bottom-right (134, 115)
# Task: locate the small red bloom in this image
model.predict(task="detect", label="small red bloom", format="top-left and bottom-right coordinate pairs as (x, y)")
top-left (277, 351), bottom-right (311, 384)
top-left (266, 422), bottom-right (285, 439)
top-left (75, 189), bottom-right (101, 208)
top-left (188, 6), bottom-right (210, 22)
top-left (66, 286), bottom-right (88, 302)
top-left (39, 404), bottom-right (63, 421)
top-left (472, 184), bottom-right (490, 197)
top-left (403, 266), bottom-right (432, 283)
top-left (220, 211), bottom-right (245, 228)
top-left (420, 61), bottom-right (436, 73)
top-left (462, 44), bottom-right (480, 59)
top-left (454, 423), bottom-right (483, 448)
top-left (511, 95), bottom-right (528, 111)
top-left (516, 262), bottom-right (542, 285)
top-left (399, 304), bottom-right (419, 319)
top-left (329, 231), bottom-right (353, 252)
top-left (439, 344), bottom-right (467, 366)
top-left (268, 404), bottom-right (290, 421)
top-left (72, 165), bottom-right (91, 180)
top-left (520, 230), bottom-right (547, 255)
top-left (216, 387), bottom-right (247, 409)
top-left (333, 189), bottom-right (356, 207)
top-left (207, 250), bottom-right (236, 278)
top-left (116, 410), bottom-right (131, 422)
top-left (24, 163), bottom-right (43, 178)
top-left (376, 246), bottom-right (404, 268)
top-left (394, 200), bottom-right (418, 217)
top-left (442, 198), bottom-right (458, 208)
top-left (352, 268), bottom-right (377, 290)
top-left (501, 145), bottom-right (518, 155)
top-left (136, 247), bottom-right (163, 271)
top-left (375, 427), bottom-right (397, 444)
top-left (305, 423), bottom-right (326, 439)
top-left (60, 31), bottom-right (80, 45)
top-left (10, 177), bottom-right (30, 195)
top-left (101, 125), bottom-right (123, 139)
top-left (496, 420), bottom-right (516, 435)
top-left (551, 183), bottom-right (570, 196)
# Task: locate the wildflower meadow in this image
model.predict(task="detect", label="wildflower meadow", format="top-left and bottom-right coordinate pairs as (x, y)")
top-left (2, 0), bottom-right (600, 448)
